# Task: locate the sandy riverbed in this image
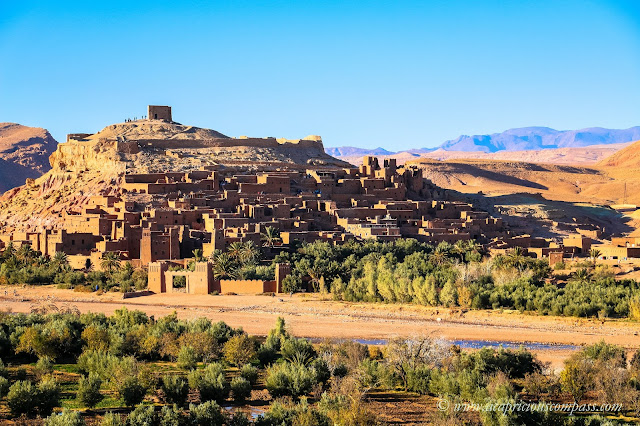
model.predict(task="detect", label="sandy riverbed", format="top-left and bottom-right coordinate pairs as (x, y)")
top-left (1, 285), bottom-right (639, 370)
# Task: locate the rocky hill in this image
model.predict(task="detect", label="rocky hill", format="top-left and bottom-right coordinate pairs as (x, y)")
top-left (0, 117), bottom-right (349, 231)
top-left (598, 139), bottom-right (640, 169)
top-left (0, 123), bottom-right (58, 192)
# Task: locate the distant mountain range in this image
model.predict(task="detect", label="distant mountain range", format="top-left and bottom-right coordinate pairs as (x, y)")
top-left (324, 146), bottom-right (395, 157)
top-left (326, 126), bottom-right (640, 157)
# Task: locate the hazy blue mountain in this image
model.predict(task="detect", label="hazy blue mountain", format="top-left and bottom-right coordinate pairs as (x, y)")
top-left (324, 146), bottom-right (394, 157)
top-left (438, 126), bottom-right (640, 152)
top-left (325, 126), bottom-right (640, 155)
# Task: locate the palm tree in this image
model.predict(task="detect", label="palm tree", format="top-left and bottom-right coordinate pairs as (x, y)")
top-left (239, 241), bottom-right (260, 264)
top-left (51, 251), bottom-right (69, 266)
top-left (209, 250), bottom-right (237, 279)
top-left (589, 248), bottom-right (602, 267)
top-left (227, 242), bottom-right (245, 261)
top-left (429, 251), bottom-right (447, 266)
top-left (573, 267), bottom-right (591, 281)
top-left (453, 240), bottom-right (468, 262)
top-left (100, 252), bottom-right (121, 275)
top-left (16, 244), bottom-right (36, 264)
top-left (261, 226), bottom-right (281, 248)
top-left (192, 248), bottom-right (204, 262)
top-left (506, 246), bottom-right (526, 270)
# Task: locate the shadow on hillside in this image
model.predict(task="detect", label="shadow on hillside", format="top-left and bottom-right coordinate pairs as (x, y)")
top-left (452, 191), bottom-right (635, 239)
top-left (442, 163), bottom-right (549, 190)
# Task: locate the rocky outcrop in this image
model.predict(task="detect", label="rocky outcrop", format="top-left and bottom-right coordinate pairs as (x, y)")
top-left (0, 118), bottom-right (349, 231)
top-left (0, 123), bottom-right (58, 192)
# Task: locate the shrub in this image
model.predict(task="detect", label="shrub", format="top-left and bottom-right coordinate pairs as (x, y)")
top-left (119, 376), bottom-right (147, 407)
top-left (281, 338), bottom-right (316, 365)
top-left (125, 404), bottom-right (156, 425)
top-left (77, 350), bottom-right (118, 380)
top-left (101, 412), bottom-right (124, 426)
top-left (0, 376), bottom-right (9, 398)
top-left (35, 356), bottom-right (54, 380)
top-left (256, 344), bottom-right (278, 367)
top-left (45, 410), bottom-right (86, 426)
top-left (257, 398), bottom-right (330, 426)
top-left (406, 365), bottom-right (431, 394)
top-left (177, 345), bottom-right (198, 370)
top-left (77, 374), bottom-right (104, 408)
top-left (159, 404), bottom-right (184, 426)
top-left (188, 363), bottom-right (228, 403)
top-left (0, 358), bottom-right (6, 378)
top-left (265, 362), bottom-right (317, 398)
top-left (37, 376), bottom-right (61, 416)
top-left (240, 363), bottom-right (259, 385)
top-left (189, 400), bottom-right (226, 426)
top-left (230, 376), bottom-right (252, 402)
top-left (223, 334), bottom-right (257, 366)
top-left (7, 380), bottom-right (39, 416)
top-left (161, 374), bottom-right (189, 406)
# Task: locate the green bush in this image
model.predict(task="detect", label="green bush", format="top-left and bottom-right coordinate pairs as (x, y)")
top-left (159, 404), bottom-right (185, 426)
top-left (230, 376), bottom-right (252, 402)
top-left (161, 374), bottom-right (189, 406)
top-left (77, 374), bottom-right (104, 408)
top-left (45, 410), bottom-right (86, 426)
top-left (0, 376), bottom-right (9, 398)
top-left (101, 412), bottom-right (124, 426)
top-left (177, 345), bottom-right (198, 370)
top-left (406, 365), bottom-right (431, 394)
top-left (265, 362), bottom-right (317, 398)
top-left (281, 338), bottom-right (316, 365)
top-left (7, 380), bottom-right (40, 416)
top-left (119, 376), bottom-right (147, 407)
top-left (240, 363), bottom-right (259, 385)
top-left (223, 334), bottom-right (257, 366)
top-left (188, 363), bottom-right (228, 403)
top-left (256, 344), bottom-right (278, 366)
top-left (189, 400), bottom-right (226, 426)
top-left (34, 356), bottom-right (54, 379)
top-left (0, 358), bottom-right (7, 378)
top-left (256, 399), bottom-right (330, 426)
top-left (77, 350), bottom-right (118, 380)
top-left (125, 404), bottom-right (156, 425)
top-left (37, 376), bottom-right (61, 416)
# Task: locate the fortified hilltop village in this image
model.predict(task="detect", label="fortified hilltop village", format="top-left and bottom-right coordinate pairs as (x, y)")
top-left (0, 106), bottom-right (638, 294)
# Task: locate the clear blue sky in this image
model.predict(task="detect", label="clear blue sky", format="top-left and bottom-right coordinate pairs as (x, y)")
top-left (1, 0), bottom-right (639, 150)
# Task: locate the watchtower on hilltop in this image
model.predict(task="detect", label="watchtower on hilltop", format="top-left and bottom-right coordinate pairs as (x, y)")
top-left (148, 105), bottom-right (172, 121)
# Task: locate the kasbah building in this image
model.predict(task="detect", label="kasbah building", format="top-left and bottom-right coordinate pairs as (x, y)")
top-left (1, 106), bottom-right (636, 295)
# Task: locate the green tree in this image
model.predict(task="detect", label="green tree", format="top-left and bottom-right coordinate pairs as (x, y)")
top-left (7, 380), bottom-right (39, 416)
top-left (177, 345), bottom-right (198, 370)
top-left (230, 376), bottom-right (252, 402)
top-left (223, 334), bottom-right (257, 366)
top-left (161, 375), bottom-right (189, 406)
top-left (118, 376), bottom-right (147, 407)
top-left (188, 363), bottom-right (228, 403)
top-left (77, 374), bottom-right (104, 408)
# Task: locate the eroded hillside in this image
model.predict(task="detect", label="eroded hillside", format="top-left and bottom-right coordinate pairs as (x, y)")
top-left (0, 119), bottom-right (349, 231)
